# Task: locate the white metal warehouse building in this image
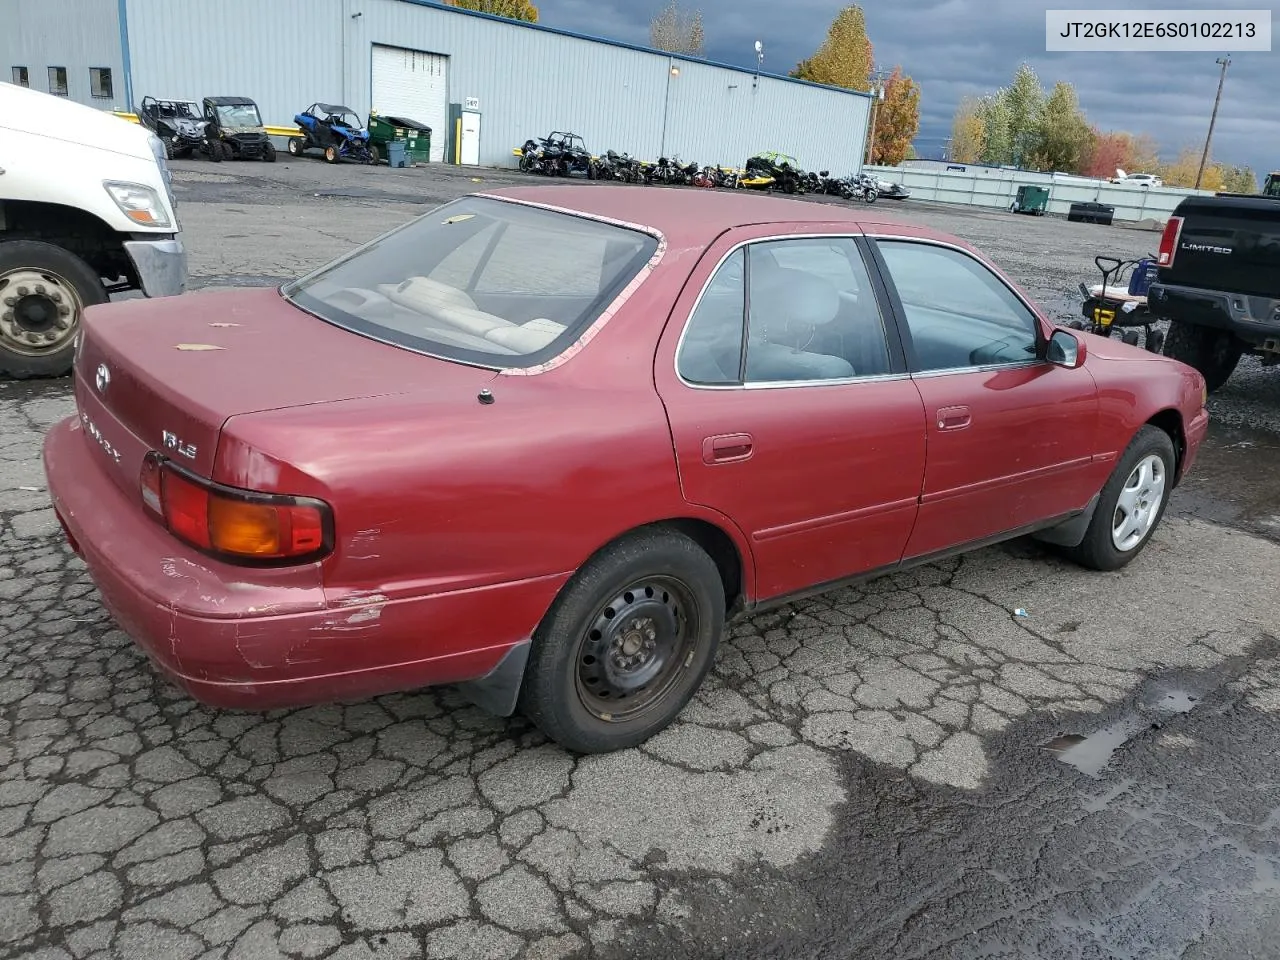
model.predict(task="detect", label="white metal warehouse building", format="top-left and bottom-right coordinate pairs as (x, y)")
top-left (3, 0), bottom-right (872, 173)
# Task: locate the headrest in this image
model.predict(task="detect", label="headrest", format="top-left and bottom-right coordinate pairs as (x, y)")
top-left (751, 267), bottom-right (840, 328)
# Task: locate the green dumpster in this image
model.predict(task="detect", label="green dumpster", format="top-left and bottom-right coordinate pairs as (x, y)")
top-left (368, 112), bottom-right (432, 164)
top-left (1012, 184), bottom-right (1050, 215)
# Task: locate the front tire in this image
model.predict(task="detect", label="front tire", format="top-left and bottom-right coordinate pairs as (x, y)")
top-left (1060, 425), bottom-right (1176, 571)
top-left (518, 530), bottom-right (725, 754)
top-left (1162, 320), bottom-right (1242, 392)
top-left (263, 141), bottom-right (277, 162)
top-left (0, 241), bottom-right (107, 379)
top-left (324, 146), bottom-right (339, 164)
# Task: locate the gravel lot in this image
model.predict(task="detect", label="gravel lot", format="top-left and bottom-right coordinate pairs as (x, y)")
top-left (2, 159), bottom-right (1279, 960)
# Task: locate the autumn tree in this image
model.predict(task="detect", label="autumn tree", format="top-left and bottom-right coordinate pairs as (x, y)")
top-left (1026, 81), bottom-right (1094, 172)
top-left (1001, 63), bottom-right (1046, 167)
top-left (1158, 147), bottom-right (1223, 190)
top-left (1219, 164), bottom-right (1258, 193)
top-left (441, 0), bottom-right (538, 21)
top-left (791, 4), bottom-right (874, 91)
top-left (949, 97), bottom-right (985, 162)
top-left (870, 66), bottom-right (920, 165)
top-left (1083, 130), bottom-right (1136, 178)
top-left (649, 0), bottom-right (704, 56)
top-left (975, 93), bottom-right (1012, 165)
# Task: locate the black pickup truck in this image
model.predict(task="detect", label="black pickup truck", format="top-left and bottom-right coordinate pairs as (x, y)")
top-left (1148, 172), bottom-right (1280, 392)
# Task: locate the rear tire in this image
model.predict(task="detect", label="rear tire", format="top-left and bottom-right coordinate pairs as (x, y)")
top-left (288, 137), bottom-right (304, 157)
top-left (518, 529), bottom-right (725, 754)
top-left (324, 146), bottom-right (339, 164)
top-left (1162, 320), bottom-right (1242, 392)
top-left (0, 241), bottom-right (107, 380)
top-left (1060, 425), bottom-right (1176, 572)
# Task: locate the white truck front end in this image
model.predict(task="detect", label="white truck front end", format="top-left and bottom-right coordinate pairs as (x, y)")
top-left (0, 81), bottom-right (187, 377)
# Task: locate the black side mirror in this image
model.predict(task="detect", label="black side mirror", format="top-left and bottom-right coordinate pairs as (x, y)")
top-left (1047, 328), bottom-right (1085, 368)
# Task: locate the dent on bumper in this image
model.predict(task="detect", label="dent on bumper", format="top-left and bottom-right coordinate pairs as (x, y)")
top-left (42, 414), bottom-right (559, 713)
top-left (124, 235), bottom-right (187, 298)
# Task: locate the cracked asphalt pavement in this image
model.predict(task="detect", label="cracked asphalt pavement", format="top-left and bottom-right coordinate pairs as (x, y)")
top-left (3, 160), bottom-right (1280, 960)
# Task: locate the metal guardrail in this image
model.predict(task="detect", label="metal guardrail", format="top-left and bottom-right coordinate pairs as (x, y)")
top-left (864, 164), bottom-right (1216, 224)
top-left (112, 111), bottom-right (300, 138)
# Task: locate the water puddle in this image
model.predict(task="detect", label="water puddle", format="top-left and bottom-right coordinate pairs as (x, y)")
top-left (1044, 687), bottom-right (1200, 777)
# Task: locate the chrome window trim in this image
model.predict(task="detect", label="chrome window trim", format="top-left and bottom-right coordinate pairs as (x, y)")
top-left (673, 231), bottom-right (900, 391)
top-left (863, 232), bottom-right (1049, 378)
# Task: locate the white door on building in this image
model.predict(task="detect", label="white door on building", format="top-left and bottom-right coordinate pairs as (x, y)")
top-left (371, 43), bottom-right (449, 164)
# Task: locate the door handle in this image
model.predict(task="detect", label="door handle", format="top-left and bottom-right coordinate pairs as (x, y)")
top-left (937, 405), bottom-right (971, 430)
top-left (702, 433), bottom-right (754, 463)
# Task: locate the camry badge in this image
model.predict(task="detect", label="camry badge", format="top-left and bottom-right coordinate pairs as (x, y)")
top-left (95, 363), bottom-right (111, 392)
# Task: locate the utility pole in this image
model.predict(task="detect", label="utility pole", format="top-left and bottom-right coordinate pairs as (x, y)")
top-left (1195, 56), bottom-right (1230, 189)
top-left (864, 70), bottom-right (886, 165)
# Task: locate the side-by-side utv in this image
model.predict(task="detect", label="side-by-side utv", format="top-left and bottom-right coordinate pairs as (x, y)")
top-left (202, 96), bottom-right (276, 162)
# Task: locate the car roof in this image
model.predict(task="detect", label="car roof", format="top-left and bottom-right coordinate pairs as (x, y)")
top-left (473, 184), bottom-right (948, 252)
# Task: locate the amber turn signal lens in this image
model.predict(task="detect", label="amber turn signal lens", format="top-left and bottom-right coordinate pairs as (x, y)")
top-left (209, 499), bottom-right (281, 555)
top-left (140, 454), bottom-right (332, 564)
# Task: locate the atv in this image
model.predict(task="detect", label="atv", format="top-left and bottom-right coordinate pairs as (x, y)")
top-left (288, 104), bottom-right (377, 164)
top-left (202, 96), bottom-right (275, 162)
top-left (137, 96), bottom-right (221, 161)
top-left (741, 152), bottom-right (806, 194)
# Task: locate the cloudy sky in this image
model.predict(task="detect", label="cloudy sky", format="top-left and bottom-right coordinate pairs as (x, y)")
top-left (530, 0), bottom-right (1278, 178)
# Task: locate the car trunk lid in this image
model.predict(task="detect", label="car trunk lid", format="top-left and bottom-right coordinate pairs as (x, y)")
top-left (1159, 196), bottom-right (1280, 298)
top-left (73, 287), bottom-right (497, 501)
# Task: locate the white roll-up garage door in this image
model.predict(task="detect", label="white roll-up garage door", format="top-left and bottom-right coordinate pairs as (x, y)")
top-left (371, 43), bottom-right (449, 163)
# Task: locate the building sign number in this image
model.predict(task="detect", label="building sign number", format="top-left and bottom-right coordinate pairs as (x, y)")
top-left (464, 97), bottom-right (479, 110)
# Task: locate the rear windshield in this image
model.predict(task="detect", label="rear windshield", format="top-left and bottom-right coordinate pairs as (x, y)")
top-left (283, 197), bottom-right (658, 369)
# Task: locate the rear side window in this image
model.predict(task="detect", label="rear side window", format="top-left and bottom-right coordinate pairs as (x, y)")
top-left (285, 197), bottom-right (659, 369)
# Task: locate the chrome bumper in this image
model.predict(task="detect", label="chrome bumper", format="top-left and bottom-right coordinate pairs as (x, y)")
top-left (123, 235), bottom-right (188, 299)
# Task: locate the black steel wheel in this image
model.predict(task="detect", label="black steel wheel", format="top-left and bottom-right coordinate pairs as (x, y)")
top-left (573, 577), bottom-right (699, 722)
top-left (519, 529), bottom-right (725, 754)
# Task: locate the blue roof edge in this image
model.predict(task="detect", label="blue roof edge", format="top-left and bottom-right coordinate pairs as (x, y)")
top-left (395, 0), bottom-right (874, 99)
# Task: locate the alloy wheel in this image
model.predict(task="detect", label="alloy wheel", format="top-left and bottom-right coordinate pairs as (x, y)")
top-left (1111, 453), bottom-right (1166, 551)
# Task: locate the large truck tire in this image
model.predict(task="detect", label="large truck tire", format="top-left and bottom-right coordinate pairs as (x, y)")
top-left (1162, 320), bottom-right (1242, 393)
top-left (0, 240), bottom-right (108, 379)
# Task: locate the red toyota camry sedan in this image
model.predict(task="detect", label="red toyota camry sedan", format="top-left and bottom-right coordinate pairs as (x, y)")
top-left (43, 185), bottom-right (1209, 753)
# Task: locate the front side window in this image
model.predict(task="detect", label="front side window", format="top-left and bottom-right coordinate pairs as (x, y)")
top-left (12, 66), bottom-right (28, 87)
top-left (48, 66), bottom-right (67, 96)
top-left (284, 197), bottom-right (658, 369)
top-left (89, 67), bottom-right (112, 99)
top-left (875, 240), bottom-right (1039, 372)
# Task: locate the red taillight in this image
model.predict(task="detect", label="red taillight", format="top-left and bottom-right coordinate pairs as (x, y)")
top-left (1158, 215), bottom-right (1183, 267)
top-left (139, 453), bottom-right (332, 565)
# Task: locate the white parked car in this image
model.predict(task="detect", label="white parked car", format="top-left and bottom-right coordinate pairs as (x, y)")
top-left (1114, 171), bottom-right (1164, 187)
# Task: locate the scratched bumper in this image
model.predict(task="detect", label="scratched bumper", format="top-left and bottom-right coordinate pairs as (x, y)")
top-left (43, 414), bottom-right (548, 710)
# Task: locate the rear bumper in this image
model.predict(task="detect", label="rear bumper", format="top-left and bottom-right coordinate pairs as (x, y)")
top-left (1149, 282), bottom-right (1280, 349)
top-left (42, 414), bottom-right (563, 713)
top-left (124, 235), bottom-right (187, 299)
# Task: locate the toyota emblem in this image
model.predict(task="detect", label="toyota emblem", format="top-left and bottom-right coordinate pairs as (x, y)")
top-left (95, 363), bottom-right (111, 393)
